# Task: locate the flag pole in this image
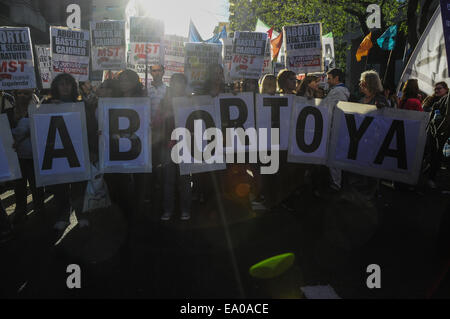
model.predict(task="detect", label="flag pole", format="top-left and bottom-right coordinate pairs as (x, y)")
top-left (383, 49), bottom-right (394, 85)
top-left (364, 55), bottom-right (369, 71)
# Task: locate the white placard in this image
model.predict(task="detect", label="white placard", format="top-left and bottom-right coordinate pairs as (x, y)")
top-left (36, 45), bottom-right (51, 89)
top-left (50, 26), bottom-right (90, 82)
top-left (283, 23), bottom-right (323, 74)
top-left (184, 42), bottom-right (222, 91)
top-left (217, 92), bottom-right (256, 154)
top-left (288, 96), bottom-right (332, 164)
top-left (221, 38), bottom-right (233, 83)
top-left (163, 35), bottom-right (186, 85)
top-left (328, 102), bottom-right (429, 184)
top-left (173, 95), bottom-right (226, 175)
top-left (255, 94), bottom-right (293, 151)
top-left (90, 20), bottom-right (126, 71)
top-left (0, 27), bottom-right (36, 90)
top-left (230, 31), bottom-right (267, 80)
top-left (29, 103), bottom-right (91, 187)
top-left (0, 114), bottom-right (22, 182)
top-left (98, 97), bottom-right (152, 173)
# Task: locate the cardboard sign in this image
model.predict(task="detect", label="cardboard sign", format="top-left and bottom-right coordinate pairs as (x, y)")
top-left (0, 114), bottom-right (22, 182)
top-left (284, 23), bottom-right (323, 74)
top-left (29, 102), bottom-right (91, 187)
top-left (328, 102), bottom-right (429, 184)
top-left (255, 94), bottom-right (293, 151)
top-left (0, 27), bottom-right (36, 90)
top-left (262, 39), bottom-right (272, 75)
top-left (184, 42), bottom-right (222, 91)
top-left (50, 26), bottom-right (90, 81)
top-left (90, 20), bottom-right (126, 71)
top-left (322, 36), bottom-right (335, 71)
top-left (129, 42), bottom-right (164, 67)
top-left (221, 38), bottom-right (233, 83)
top-left (173, 95), bottom-right (226, 175)
top-left (288, 96), bottom-right (332, 164)
top-left (98, 97), bottom-right (152, 173)
top-left (218, 92), bottom-right (257, 154)
top-left (129, 17), bottom-right (164, 43)
top-left (163, 35), bottom-right (186, 85)
top-left (36, 45), bottom-right (52, 89)
top-left (230, 31), bottom-right (267, 80)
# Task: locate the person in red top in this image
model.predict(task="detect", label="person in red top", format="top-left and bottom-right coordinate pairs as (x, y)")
top-left (399, 79), bottom-right (423, 112)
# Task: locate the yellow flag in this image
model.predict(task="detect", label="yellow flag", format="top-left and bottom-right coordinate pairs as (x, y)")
top-left (356, 32), bottom-right (373, 62)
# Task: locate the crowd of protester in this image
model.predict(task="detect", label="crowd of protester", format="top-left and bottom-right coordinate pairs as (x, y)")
top-left (0, 66), bottom-right (449, 245)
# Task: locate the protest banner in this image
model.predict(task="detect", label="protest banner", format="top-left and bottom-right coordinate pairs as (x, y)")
top-left (163, 35), bottom-right (186, 85)
top-left (50, 26), bottom-right (90, 82)
top-left (287, 96), bottom-right (333, 164)
top-left (328, 101), bottom-right (429, 185)
top-left (98, 97), bottom-right (152, 173)
top-left (35, 45), bottom-right (52, 89)
top-left (262, 38), bottom-right (272, 75)
top-left (217, 92), bottom-right (257, 154)
top-left (322, 34), bottom-right (335, 71)
top-left (0, 27), bottom-right (36, 90)
top-left (230, 31), bottom-right (267, 80)
top-left (283, 23), bottom-right (323, 74)
top-left (398, 6), bottom-right (449, 94)
top-left (90, 20), bottom-right (126, 71)
top-left (172, 95), bottom-right (226, 175)
top-left (221, 38), bottom-right (233, 83)
top-left (255, 94), bottom-right (293, 151)
top-left (184, 42), bottom-right (222, 91)
top-left (0, 114), bottom-right (22, 182)
top-left (29, 102), bottom-right (91, 187)
top-left (440, 0), bottom-right (450, 78)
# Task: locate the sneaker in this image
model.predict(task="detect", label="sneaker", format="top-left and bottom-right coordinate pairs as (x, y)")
top-left (161, 211), bottom-right (172, 221)
top-left (180, 211), bottom-right (191, 220)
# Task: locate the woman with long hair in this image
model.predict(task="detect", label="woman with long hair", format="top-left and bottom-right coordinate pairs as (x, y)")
top-left (296, 75), bottom-right (320, 99)
top-left (359, 70), bottom-right (390, 108)
top-left (276, 69), bottom-right (297, 94)
top-left (398, 79), bottom-right (423, 112)
top-left (260, 74), bottom-right (277, 95)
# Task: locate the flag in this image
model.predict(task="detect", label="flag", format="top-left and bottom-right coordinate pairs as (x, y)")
top-left (377, 25), bottom-right (397, 50)
top-left (205, 25), bottom-right (227, 44)
top-left (267, 27), bottom-right (274, 40)
top-left (255, 18), bottom-right (279, 38)
top-left (397, 6), bottom-right (450, 95)
top-left (188, 20), bottom-right (203, 42)
top-left (271, 32), bottom-right (283, 61)
top-left (323, 32), bottom-right (333, 38)
top-left (356, 32), bottom-right (373, 62)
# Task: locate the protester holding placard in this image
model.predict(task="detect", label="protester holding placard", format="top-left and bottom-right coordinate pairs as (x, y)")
top-left (10, 89), bottom-right (45, 225)
top-left (160, 73), bottom-right (192, 221)
top-left (259, 74), bottom-right (277, 95)
top-left (276, 69), bottom-right (297, 94)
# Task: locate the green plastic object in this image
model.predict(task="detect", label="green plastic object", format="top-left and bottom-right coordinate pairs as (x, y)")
top-left (249, 253), bottom-right (295, 279)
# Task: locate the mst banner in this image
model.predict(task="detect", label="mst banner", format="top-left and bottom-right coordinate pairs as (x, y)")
top-left (184, 42), bottom-right (222, 91)
top-left (90, 20), bottom-right (126, 71)
top-left (284, 23), bottom-right (323, 74)
top-left (129, 17), bottom-right (165, 68)
top-left (0, 27), bottom-right (36, 90)
top-left (98, 97), bottom-right (152, 173)
top-left (0, 114), bottom-right (22, 182)
top-left (36, 45), bottom-right (51, 89)
top-left (230, 31), bottom-right (267, 80)
top-left (29, 102), bottom-right (91, 187)
top-left (328, 102), bottom-right (429, 185)
top-left (50, 26), bottom-right (90, 81)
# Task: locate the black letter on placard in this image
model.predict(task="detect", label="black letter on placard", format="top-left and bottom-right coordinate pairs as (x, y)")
top-left (186, 110), bottom-right (216, 161)
top-left (374, 120), bottom-right (407, 169)
top-left (263, 97), bottom-right (288, 129)
top-left (296, 106), bottom-right (323, 153)
top-left (220, 97), bottom-right (249, 146)
top-left (345, 114), bottom-right (374, 160)
top-left (42, 116), bottom-right (81, 170)
top-left (109, 109), bottom-right (141, 161)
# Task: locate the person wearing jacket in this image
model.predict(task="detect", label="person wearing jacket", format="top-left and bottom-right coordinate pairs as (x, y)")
top-left (398, 79), bottom-right (423, 112)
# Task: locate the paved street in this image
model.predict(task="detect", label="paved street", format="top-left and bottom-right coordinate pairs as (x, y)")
top-left (1, 167), bottom-right (450, 299)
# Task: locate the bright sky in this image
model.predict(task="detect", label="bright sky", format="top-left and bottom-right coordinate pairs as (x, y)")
top-left (138, 0), bottom-right (229, 39)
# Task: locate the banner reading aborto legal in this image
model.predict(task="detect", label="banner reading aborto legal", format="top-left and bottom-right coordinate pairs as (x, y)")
top-left (35, 45), bottom-right (51, 89)
top-left (29, 103), bottom-right (91, 187)
top-left (50, 26), bottom-right (90, 82)
top-left (283, 23), bottom-right (323, 74)
top-left (0, 27), bottom-right (36, 90)
top-left (230, 31), bottom-right (267, 80)
top-left (0, 114), bottom-right (22, 183)
top-left (98, 97), bottom-right (152, 174)
top-left (90, 20), bottom-right (126, 71)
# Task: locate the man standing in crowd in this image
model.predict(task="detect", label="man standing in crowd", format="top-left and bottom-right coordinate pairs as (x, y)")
top-left (323, 68), bottom-right (350, 191)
